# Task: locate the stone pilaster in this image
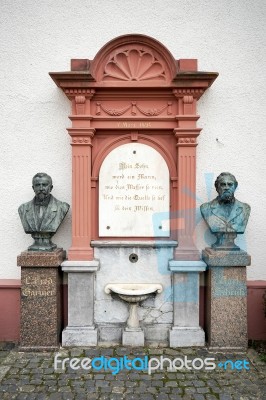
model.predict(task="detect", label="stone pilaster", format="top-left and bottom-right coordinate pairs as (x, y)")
top-left (67, 128), bottom-right (95, 261)
top-left (61, 260), bottom-right (99, 346)
top-left (169, 260), bottom-right (206, 347)
top-left (174, 127), bottom-right (201, 261)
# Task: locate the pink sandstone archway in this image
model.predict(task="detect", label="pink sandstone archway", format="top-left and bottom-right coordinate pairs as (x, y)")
top-left (50, 34), bottom-right (218, 261)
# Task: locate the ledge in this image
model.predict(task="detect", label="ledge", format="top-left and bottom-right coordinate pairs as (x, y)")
top-left (91, 240), bottom-right (178, 248)
top-left (169, 260), bottom-right (207, 272)
top-left (61, 260), bottom-right (99, 272)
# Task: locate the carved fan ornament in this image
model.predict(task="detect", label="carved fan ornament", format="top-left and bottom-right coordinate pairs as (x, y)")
top-left (103, 49), bottom-right (166, 82)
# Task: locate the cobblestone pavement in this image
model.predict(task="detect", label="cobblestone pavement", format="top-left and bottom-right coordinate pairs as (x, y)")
top-left (0, 345), bottom-right (265, 400)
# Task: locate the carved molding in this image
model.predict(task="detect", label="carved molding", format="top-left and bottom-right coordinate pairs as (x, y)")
top-left (176, 137), bottom-right (197, 147)
top-left (178, 137), bottom-right (196, 144)
top-left (183, 95), bottom-right (193, 104)
top-left (96, 102), bottom-right (131, 116)
top-left (75, 95), bottom-right (86, 104)
top-left (134, 102), bottom-right (172, 116)
top-left (71, 137), bottom-right (93, 145)
top-left (103, 49), bottom-right (166, 82)
top-left (64, 89), bottom-right (95, 96)
top-left (96, 102), bottom-right (172, 116)
top-left (173, 89), bottom-right (204, 96)
top-left (68, 128), bottom-right (95, 146)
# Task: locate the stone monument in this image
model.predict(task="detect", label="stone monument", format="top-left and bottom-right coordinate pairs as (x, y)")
top-left (201, 172), bottom-right (251, 349)
top-left (49, 34), bottom-right (219, 347)
top-left (17, 173), bottom-right (69, 350)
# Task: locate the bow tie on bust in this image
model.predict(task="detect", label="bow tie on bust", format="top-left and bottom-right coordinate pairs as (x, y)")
top-left (34, 195), bottom-right (51, 207)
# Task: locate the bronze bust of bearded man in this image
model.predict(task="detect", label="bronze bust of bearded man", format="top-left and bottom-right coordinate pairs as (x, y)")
top-left (18, 173), bottom-right (70, 251)
top-left (200, 172), bottom-right (250, 250)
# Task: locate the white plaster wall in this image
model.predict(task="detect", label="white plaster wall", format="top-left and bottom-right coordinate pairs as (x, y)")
top-left (0, 0), bottom-right (265, 280)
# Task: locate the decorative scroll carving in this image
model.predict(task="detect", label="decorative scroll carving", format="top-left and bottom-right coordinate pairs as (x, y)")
top-left (103, 49), bottom-right (166, 82)
top-left (75, 95), bottom-right (86, 114)
top-left (95, 101), bottom-right (172, 116)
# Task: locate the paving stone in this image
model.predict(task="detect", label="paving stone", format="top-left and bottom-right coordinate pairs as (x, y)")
top-left (146, 386), bottom-right (158, 394)
top-left (140, 395), bottom-right (154, 400)
top-left (114, 348), bottom-right (129, 356)
top-left (219, 395), bottom-right (233, 400)
top-left (192, 395), bottom-right (205, 400)
top-left (184, 387), bottom-right (197, 394)
top-left (16, 395), bottom-right (29, 400)
top-left (100, 348), bottom-right (115, 356)
top-left (165, 381), bottom-right (178, 387)
top-left (152, 380), bottom-right (164, 387)
top-left (95, 380), bottom-right (110, 387)
top-left (171, 387), bottom-right (183, 394)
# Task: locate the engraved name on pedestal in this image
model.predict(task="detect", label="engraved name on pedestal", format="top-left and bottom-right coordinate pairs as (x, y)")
top-left (22, 276), bottom-right (56, 297)
top-left (99, 143), bottom-right (169, 236)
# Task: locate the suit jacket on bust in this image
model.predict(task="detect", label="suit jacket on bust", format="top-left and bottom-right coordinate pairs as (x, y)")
top-left (18, 195), bottom-right (69, 233)
top-left (200, 197), bottom-right (250, 233)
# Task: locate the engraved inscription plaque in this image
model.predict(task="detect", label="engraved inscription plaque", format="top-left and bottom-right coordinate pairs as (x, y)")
top-left (99, 143), bottom-right (169, 237)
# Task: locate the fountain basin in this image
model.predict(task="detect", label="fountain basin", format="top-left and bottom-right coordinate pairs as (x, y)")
top-left (104, 283), bottom-right (163, 336)
top-left (104, 283), bottom-right (163, 297)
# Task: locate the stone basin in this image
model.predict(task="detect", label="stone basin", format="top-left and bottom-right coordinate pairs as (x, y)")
top-left (104, 283), bottom-right (163, 297)
top-left (104, 283), bottom-right (163, 330)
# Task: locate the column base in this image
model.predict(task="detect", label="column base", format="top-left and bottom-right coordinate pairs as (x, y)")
top-left (169, 327), bottom-right (205, 347)
top-left (122, 328), bottom-right (144, 347)
top-left (62, 327), bottom-right (98, 347)
top-left (174, 249), bottom-right (201, 261)
top-left (67, 246), bottom-right (94, 261)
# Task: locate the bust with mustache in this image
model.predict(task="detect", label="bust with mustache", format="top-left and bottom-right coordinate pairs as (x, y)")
top-left (18, 173), bottom-right (69, 251)
top-left (200, 172), bottom-right (250, 250)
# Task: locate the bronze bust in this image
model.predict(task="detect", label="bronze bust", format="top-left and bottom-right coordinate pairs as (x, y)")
top-left (18, 173), bottom-right (70, 251)
top-left (200, 172), bottom-right (250, 250)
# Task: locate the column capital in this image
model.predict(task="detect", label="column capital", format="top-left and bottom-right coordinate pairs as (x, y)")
top-left (67, 128), bottom-right (95, 145)
top-left (173, 128), bottom-right (201, 147)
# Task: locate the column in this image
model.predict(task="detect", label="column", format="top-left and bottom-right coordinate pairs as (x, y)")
top-left (67, 90), bottom-right (96, 261)
top-left (169, 260), bottom-right (206, 347)
top-left (61, 260), bottom-right (99, 346)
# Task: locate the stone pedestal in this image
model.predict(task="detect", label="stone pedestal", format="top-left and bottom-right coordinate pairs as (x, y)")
top-left (17, 249), bottom-right (65, 351)
top-left (61, 261), bottom-right (99, 346)
top-left (203, 248), bottom-right (251, 350)
top-left (169, 260), bottom-right (207, 347)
